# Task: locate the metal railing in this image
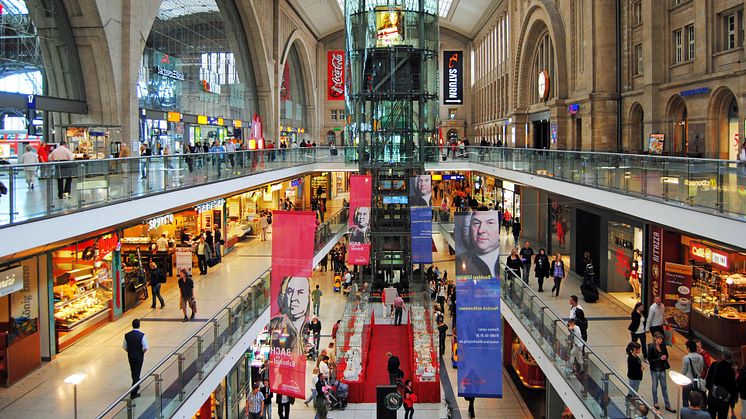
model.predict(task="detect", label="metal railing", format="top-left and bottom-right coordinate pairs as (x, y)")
top-left (425, 146), bottom-right (746, 221)
top-left (0, 146), bottom-right (358, 227)
top-left (98, 209), bottom-right (349, 418)
top-left (499, 258), bottom-right (662, 418)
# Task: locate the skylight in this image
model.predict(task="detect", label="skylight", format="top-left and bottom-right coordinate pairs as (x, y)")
top-left (157, 0), bottom-right (219, 20)
top-left (337, 0), bottom-right (345, 11)
top-left (438, 0), bottom-right (453, 17)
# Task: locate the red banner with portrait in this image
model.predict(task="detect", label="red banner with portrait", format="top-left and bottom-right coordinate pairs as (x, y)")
top-left (269, 211), bottom-right (316, 398)
top-left (348, 175), bottom-right (372, 265)
top-left (327, 50), bottom-right (345, 100)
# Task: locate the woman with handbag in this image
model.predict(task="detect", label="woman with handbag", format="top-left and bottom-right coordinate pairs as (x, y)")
top-left (648, 332), bottom-right (676, 413)
top-left (628, 302), bottom-right (648, 359)
top-left (681, 340), bottom-right (705, 407)
top-left (706, 349), bottom-right (737, 419)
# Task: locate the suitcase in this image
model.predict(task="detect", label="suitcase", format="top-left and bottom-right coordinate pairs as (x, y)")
top-left (580, 280), bottom-right (599, 303)
top-left (207, 257), bottom-right (219, 267)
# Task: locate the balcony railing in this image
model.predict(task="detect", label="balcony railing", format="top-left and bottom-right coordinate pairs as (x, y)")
top-left (0, 147), bottom-right (358, 227)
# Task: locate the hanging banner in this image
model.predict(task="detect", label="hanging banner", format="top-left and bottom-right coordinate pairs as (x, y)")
top-left (455, 212), bottom-right (502, 398)
top-left (269, 211), bottom-right (316, 399)
top-left (443, 51), bottom-right (464, 105)
top-left (348, 175), bottom-right (372, 265)
top-left (411, 207), bottom-right (432, 264)
top-left (409, 175), bottom-right (432, 207)
top-left (327, 50), bottom-right (345, 100)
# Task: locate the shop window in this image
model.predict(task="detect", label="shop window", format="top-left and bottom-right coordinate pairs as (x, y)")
top-left (673, 28), bottom-right (683, 64)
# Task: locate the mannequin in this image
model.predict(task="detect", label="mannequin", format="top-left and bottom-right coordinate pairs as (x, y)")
top-left (629, 249), bottom-right (642, 300)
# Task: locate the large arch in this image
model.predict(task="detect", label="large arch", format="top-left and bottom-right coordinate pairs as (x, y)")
top-left (279, 31), bottom-right (318, 141)
top-left (627, 102), bottom-right (645, 153)
top-left (707, 86), bottom-right (739, 160)
top-left (665, 94), bottom-right (688, 156)
top-left (513, 1), bottom-right (569, 110)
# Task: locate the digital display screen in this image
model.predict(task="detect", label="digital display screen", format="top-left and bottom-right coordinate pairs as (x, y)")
top-left (383, 196), bottom-right (408, 205)
top-left (376, 6), bottom-right (404, 47)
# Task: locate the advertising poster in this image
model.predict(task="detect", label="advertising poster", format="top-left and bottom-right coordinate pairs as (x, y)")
top-left (411, 207), bottom-right (433, 264)
top-left (348, 175), bottom-right (372, 265)
top-left (327, 50), bottom-right (345, 100)
top-left (409, 175), bottom-right (432, 207)
top-left (375, 6), bottom-right (404, 47)
top-left (175, 246), bottom-right (193, 276)
top-left (269, 211), bottom-right (316, 398)
top-left (443, 51), bottom-right (464, 105)
top-left (648, 134), bottom-right (665, 155)
top-left (663, 262), bottom-right (693, 330)
top-left (455, 212), bottom-right (503, 398)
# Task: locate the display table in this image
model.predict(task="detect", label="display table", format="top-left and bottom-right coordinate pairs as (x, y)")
top-left (338, 312), bottom-right (373, 403)
top-left (407, 308), bottom-right (440, 403)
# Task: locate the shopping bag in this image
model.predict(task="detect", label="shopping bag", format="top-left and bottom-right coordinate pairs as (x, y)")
top-left (663, 326), bottom-right (675, 346)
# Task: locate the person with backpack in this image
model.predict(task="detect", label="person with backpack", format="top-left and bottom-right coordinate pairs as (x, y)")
top-left (681, 340), bottom-right (705, 408)
top-left (706, 349), bottom-right (737, 419)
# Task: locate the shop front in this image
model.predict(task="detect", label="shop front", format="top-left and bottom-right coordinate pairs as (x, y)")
top-left (649, 226), bottom-right (746, 350)
top-left (52, 232), bottom-right (119, 352)
top-left (0, 258), bottom-right (44, 387)
top-left (225, 191), bottom-right (264, 251)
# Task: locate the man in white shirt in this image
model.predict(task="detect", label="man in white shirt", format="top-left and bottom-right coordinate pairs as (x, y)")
top-left (569, 295), bottom-right (583, 320)
top-left (225, 140), bottom-right (236, 168)
top-left (646, 295), bottom-right (666, 337)
top-left (156, 233), bottom-right (169, 252)
top-left (567, 319), bottom-right (584, 371)
top-left (48, 141), bottom-right (74, 199)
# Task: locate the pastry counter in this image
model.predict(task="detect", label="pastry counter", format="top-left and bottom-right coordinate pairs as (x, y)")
top-left (690, 271), bottom-right (746, 348)
top-left (53, 266), bottom-right (113, 351)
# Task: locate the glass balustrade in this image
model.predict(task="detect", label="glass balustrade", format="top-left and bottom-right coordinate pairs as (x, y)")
top-left (0, 147), bottom-right (359, 227)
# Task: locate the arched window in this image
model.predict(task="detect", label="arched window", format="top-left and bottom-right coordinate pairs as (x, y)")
top-left (280, 45), bottom-right (308, 131)
top-left (530, 32), bottom-right (556, 104)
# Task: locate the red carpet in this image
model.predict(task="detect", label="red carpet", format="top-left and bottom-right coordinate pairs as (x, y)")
top-left (362, 324), bottom-right (412, 402)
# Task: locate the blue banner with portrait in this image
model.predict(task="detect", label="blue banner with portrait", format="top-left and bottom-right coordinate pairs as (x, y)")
top-left (456, 277), bottom-right (502, 398)
top-left (410, 207), bottom-right (432, 264)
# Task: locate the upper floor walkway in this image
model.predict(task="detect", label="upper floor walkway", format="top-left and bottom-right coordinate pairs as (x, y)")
top-left (2, 146), bottom-right (745, 259)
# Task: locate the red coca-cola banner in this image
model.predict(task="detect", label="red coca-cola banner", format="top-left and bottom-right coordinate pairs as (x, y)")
top-left (348, 175), bottom-right (372, 265)
top-left (327, 50), bottom-right (345, 101)
top-left (269, 211), bottom-right (316, 399)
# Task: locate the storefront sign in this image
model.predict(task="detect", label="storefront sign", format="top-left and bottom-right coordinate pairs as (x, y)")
top-left (327, 50), bottom-right (345, 100)
top-left (291, 179), bottom-right (301, 187)
top-left (411, 207), bottom-right (433, 264)
top-left (154, 66), bottom-right (185, 81)
top-left (268, 183), bottom-right (283, 192)
top-left (690, 241), bottom-right (729, 269)
top-left (663, 262), bottom-right (693, 330)
top-left (207, 117), bottom-right (219, 125)
top-left (11, 259), bottom-right (38, 320)
top-left (233, 120), bottom-right (242, 128)
top-left (96, 234), bottom-right (120, 262)
top-left (348, 175), bottom-right (372, 265)
top-left (651, 226), bottom-right (662, 298)
top-left (443, 51), bottom-right (464, 105)
top-left (167, 111), bottom-right (181, 123)
top-left (567, 103), bottom-right (580, 115)
top-left (269, 211), bottom-right (316, 399)
top-left (147, 214), bottom-right (174, 231)
top-left (195, 199), bottom-right (225, 213)
top-left (442, 174), bottom-right (465, 181)
top-left (0, 266), bottom-right (24, 297)
top-left (680, 87), bottom-right (711, 97)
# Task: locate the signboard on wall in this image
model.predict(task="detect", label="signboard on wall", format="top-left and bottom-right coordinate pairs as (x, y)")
top-left (663, 262), bottom-right (693, 330)
top-left (443, 51), bottom-right (464, 105)
top-left (375, 6), bottom-right (404, 47)
top-left (648, 134), bottom-right (664, 155)
top-left (327, 50), bottom-right (345, 100)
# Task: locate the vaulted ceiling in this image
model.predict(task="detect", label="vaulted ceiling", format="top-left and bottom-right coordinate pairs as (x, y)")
top-left (288, 0), bottom-right (502, 40)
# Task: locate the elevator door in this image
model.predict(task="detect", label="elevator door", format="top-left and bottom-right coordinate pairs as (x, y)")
top-left (533, 120), bottom-right (550, 149)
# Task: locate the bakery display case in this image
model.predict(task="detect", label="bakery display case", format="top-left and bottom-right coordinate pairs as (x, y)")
top-left (690, 263), bottom-right (746, 348)
top-left (53, 265), bottom-right (113, 350)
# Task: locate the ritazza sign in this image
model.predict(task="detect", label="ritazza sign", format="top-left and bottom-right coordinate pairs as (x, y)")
top-left (443, 51), bottom-right (463, 105)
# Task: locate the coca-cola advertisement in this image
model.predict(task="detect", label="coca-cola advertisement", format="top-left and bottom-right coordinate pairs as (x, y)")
top-left (327, 50), bottom-right (345, 101)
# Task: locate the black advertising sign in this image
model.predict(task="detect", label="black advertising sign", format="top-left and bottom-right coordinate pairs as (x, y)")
top-left (443, 51), bottom-right (464, 105)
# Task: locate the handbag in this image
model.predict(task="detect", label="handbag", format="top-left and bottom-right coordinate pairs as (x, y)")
top-left (710, 362), bottom-right (731, 402)
top-left (688, 358), bottom-right (706, 392)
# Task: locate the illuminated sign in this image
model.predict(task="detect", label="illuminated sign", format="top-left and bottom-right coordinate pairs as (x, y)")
top-left (442, 174), bottom-right (465, 181)
top-left (0, 266), bottom-right (24, 297)
top-left (327, 50), bottom-right (345, 100)
top-left (197, 115), bottom-right (208, 125)
top-left (375, 6), bottom-right (404, 47)
top-left (567, 104), bottom-right (580, 115)
top-left (690, 241), bottom-right (729, 269)
top-left (167, 111), bottom-right (181, 122)
top-left (154, 66), bottom-right (185, 81)
top-left (268, 184), bottom-right (283, 192)
top-left (233, 120), bottom-right (242, 128)
top-left (147, 213), bottom-right (174, 230)
top-left (217, 118), bottom-right (224, 126)
top-left (431, 174), bottom-right (443, 181)
top-left (207, 117), bottom-right (219, 125)
top-left (680, 87), bottom-right (711, 97)
top-left (195, 199), bottom-right (225, 213)
top-left (443, 51), bottom-right (464, 105)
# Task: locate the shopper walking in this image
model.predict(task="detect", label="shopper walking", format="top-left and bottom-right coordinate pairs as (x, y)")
top-left (260, 379), bottom-right (273, 419)
top-left (195, 236), bottom-right (211, 275)
top-left (646, 295), bottom-right (666, 338)
top-left (259, 212), bottom-right (269, 241)
top-left (314, 373), bottom-right (328, 419)
top-left (304, 367), bottom-right (321, 407)
top-left (626, 342), bottom-right (644, 397)
top-left (437, 318), bottom-right (448, 357)
top-left (393, 294), bottom-right (406, 326)
top-left (387, 352), bottom-right (401, 385)
top-left (534, 249), bottom-right (550, 292)
top-left (511, 218), bottom-right (521, 249)
top-left (550, 253), bottom-right (565, 297)
top-left (276, 393), bottom-right (293, 419)
top-left (567, 319), bottom-right (584, 373)
top-left (48, 140), bottom-right (74, 199)
top-left (681, 340), bottom-right (705, 408)
top-left (464, 396), bottom-right (476, 418)
top-left (123, 319), bottom-right (148, 399)
top-left (19, 145), bottom-right (39, 190)
top-left (139, 143), bottom-right (151, 179)
top-left (148, 261), bottom-right (166, 309)
top-left (212, 224), bottom-right (222, 262)
top-left (706, 349), bottom-right (737, 419)
top-left (309, 316), bottom-right (322, 353)
top-left (505, 249), bottom-right (523, 280)
top-left (246, 382), bottom-right (265, 419)
top-left (177, 269), bottom-right (196, 321)
top-left (628, 302), bottom-right (648, 359)
top-left (519, 241), bottom-right (534, 284)
top-left (648, 331), bottom-right (675, 413)
top-left (403, 379), bottom-right (417, 419)
top-left (312, 284), bottom-right (323, 316)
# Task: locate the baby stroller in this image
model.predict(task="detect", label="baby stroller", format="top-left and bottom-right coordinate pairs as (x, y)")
top-left (304, 332), bottom-right (318, 361)
top-left (324, 380), bottom-right (349, 410)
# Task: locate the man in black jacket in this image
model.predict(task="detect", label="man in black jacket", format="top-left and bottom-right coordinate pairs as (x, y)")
top-left (387, 352), bottom-right (401, 385)
top-left (123, 319), bottom-right (148, 399)
top-left (149, 261), bottom-right (165, 309)
top-left (706, 349), bottom-right (737, 419)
